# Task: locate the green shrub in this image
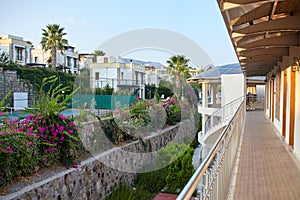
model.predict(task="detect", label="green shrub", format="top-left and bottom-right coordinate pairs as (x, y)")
top-left (165, 146), bottom-right (195, 193)
top-left (157, 143), bottom-right (189, 167)
top-left (107, 183), bottom-right (151, 200)
top-left (134, 166), bottom-right (168, 193)
top-left (95, 84), bottom-right (114, 95)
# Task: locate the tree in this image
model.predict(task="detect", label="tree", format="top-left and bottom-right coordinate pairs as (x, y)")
top-left (166, 55), bottom-right (191, 97)
top-left (40, 24), bottom-right (69, 69)
top-left (0, 50), bottom-right (9, 65)
top-left (93, 50), bottom-right (105, 63)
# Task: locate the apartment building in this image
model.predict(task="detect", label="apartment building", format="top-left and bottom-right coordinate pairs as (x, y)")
top-left (0, 34), bottom-right (32, 65)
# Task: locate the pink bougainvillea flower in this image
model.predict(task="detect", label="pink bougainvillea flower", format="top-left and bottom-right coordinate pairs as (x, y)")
top-left (59, 114), bottom-right (67, 121)
top-left (68, 130), bottom-right (73, 134)
top-left (69, 122), bottom-right (75, 127)
top-left (26, 142), bottom-right (32, 147)
top-left (58, 125), bottom-right (64, 133)
top-left (6, 147), bottom-right (13, 154)
top-left (60, 135), bottom-right (65, 141)
top-left (38, 127), bottom-right (45, 133)
top-left (2, 132), bottom-right (8, 136)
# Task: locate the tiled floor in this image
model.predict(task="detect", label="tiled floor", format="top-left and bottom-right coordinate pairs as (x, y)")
top-left (233, 111), bottom-right (300, 200)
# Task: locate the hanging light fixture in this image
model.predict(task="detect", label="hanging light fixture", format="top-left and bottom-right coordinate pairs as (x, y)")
top-left (291, 57), bottom-right (300, 72)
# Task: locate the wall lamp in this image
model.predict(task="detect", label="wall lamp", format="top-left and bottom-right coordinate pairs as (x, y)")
top-left (291, 57), bottom-right (300, 72)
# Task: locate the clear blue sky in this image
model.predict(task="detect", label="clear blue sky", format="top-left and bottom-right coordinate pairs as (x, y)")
top-left (0, 0), bottom-right (238, 66)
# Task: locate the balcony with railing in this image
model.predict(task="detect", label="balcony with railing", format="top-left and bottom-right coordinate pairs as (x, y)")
top-left (177, 99), bottom-right (300, 200)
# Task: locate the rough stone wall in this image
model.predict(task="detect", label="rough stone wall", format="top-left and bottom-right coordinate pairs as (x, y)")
top-left (1, 119), bottom-right (196, 200)
top-left (0, 68), bottom-right (34, 107)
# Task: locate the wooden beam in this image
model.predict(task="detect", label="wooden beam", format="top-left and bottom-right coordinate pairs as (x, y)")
top-left (236, 16), bottom-right (300, 34)
top-left (239, 33), bottom-right (299, 48)
top-left (239, 47), bottom-right (289, 57)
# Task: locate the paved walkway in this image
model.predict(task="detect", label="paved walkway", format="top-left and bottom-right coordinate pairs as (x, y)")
top-left (233, 111), bottom-right (300, 200)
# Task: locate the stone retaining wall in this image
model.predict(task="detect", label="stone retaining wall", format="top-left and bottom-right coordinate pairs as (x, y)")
top-left (1, 119), bottom-right (196, 200)
top-left (0, 68), bottom-right (34, 107)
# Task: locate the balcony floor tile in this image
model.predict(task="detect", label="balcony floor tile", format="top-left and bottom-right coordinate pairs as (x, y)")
top-left (233, 111), bottom-right (300, 200)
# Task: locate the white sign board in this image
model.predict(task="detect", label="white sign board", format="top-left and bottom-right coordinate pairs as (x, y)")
top-left (14, 92), bottom-right (28, 110)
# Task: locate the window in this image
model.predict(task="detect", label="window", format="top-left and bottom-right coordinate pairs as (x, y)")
top-left (95, 72), bottom-right (99, 80)
top-left (141, 73), bottom-right (144, 84)
top-left (16, 47), bottom-right (23, 60)
top-left (73, 58), bottom-right (77, 68)
top-left (135, 72), bottom-right (138, 84)
top-left (121, 72), bottom-right (124, 80)
top-left (34, 57), bottom-right (38, 63)
top-left (67, 57), bottom-right (72, 67)
top-left (104, 57), bottom-right (108, 63)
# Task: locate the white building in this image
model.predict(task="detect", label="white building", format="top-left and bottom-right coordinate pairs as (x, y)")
top-left (78, 53), bottom-right (94, 72)
top-left (189, 63), bottom-right (245, 137)
top-left (31, 45), bottom-right (79, 74)
top-left (90, 56), bottom-right (146, 98)
top-left (0, 34), bottom-right (32, 65)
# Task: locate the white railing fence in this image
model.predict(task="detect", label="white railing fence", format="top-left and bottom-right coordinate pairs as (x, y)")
top-left (177, 98), bottom-right (245, 200)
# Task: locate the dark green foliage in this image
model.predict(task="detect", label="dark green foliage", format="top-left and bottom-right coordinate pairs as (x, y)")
top-left (145, 83), bottom-right (156, 99)
top-left (0, 51), bottom-right (10, 65)
top-left (165, 146), bottom-right (195, 193)
top-left (156, 85), bottom-right (174, 99)
top-left (190, 82), bottom-right (200, 101)
top-left (2, 65), bottom-right (75, 96)
top-left (134, 167), bottom-right (168, 193)
top-left (106, 183), bottom-right (151, 200)
top-left (158, 143), bottom-right (189, 168)
top-left (95, 84), bottom-right (114, 95)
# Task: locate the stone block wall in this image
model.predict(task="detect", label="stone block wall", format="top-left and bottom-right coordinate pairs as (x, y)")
top-left (0, 68), bottom-right (34, 107)
top-left (1, 119), bottom-right (196, 200)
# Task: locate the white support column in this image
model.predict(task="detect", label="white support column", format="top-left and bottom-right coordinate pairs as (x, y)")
top-left (202, 82), bottom-right (208, 134)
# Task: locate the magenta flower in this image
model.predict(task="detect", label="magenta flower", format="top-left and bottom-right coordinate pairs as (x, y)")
top-left (0, 111), bottom-right (3, 115)
top-left (38, 127), bottom-right (45, 133)
top-left (69, 122), bottom-right (75, 127)
top-left (6, 147), bottom-right (13, 154)
top-left (26, 115), bottom-right (31, 121)
top-left (68, 130), bottom-right (73, 134)
top-left (59, 114), bottom-right (67, 121)
top-left (60, 135), bottom-right (65, 141)
top-left (58, 125), bottom-right (64, 133)
top-left (53, 130), bottom-right (58, 139)
top-left (2, 132), bottom-right (8, 136)
top-left (27, 142), bottom-right (32, 147)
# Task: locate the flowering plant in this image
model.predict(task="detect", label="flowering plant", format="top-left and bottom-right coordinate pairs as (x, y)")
top-left (162, 97), bottom-right (181, 125)
top-left (0, 111), bottom-right (81, 187)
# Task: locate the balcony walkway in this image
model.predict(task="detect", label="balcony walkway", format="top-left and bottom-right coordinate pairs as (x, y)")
top-left (232, 111), bottom-right (300, 200)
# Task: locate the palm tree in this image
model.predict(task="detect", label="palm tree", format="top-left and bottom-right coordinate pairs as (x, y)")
top-left (93, 50), bottom-right (105, 63)
top-left (166, 55), bottom-right (191, 89)
top-left (40, 24), bottom-right (69, 69)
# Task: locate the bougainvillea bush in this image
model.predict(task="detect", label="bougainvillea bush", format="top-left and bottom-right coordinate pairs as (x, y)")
top-left (0, 76), bottom-right (83, 188)
top-left (0, 111), bottom-right (83, 187)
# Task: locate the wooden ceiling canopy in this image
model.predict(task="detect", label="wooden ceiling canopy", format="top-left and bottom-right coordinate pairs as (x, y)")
top-left (217, 0), bottom-right (300, 76)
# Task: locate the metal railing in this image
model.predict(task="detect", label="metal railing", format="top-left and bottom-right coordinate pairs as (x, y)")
top-left (200, 96), bottom-right (244, 142)
top-left (177, 98), bottom-right (245, 200)
top-left (246, 94), bottom-right (264, 111)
